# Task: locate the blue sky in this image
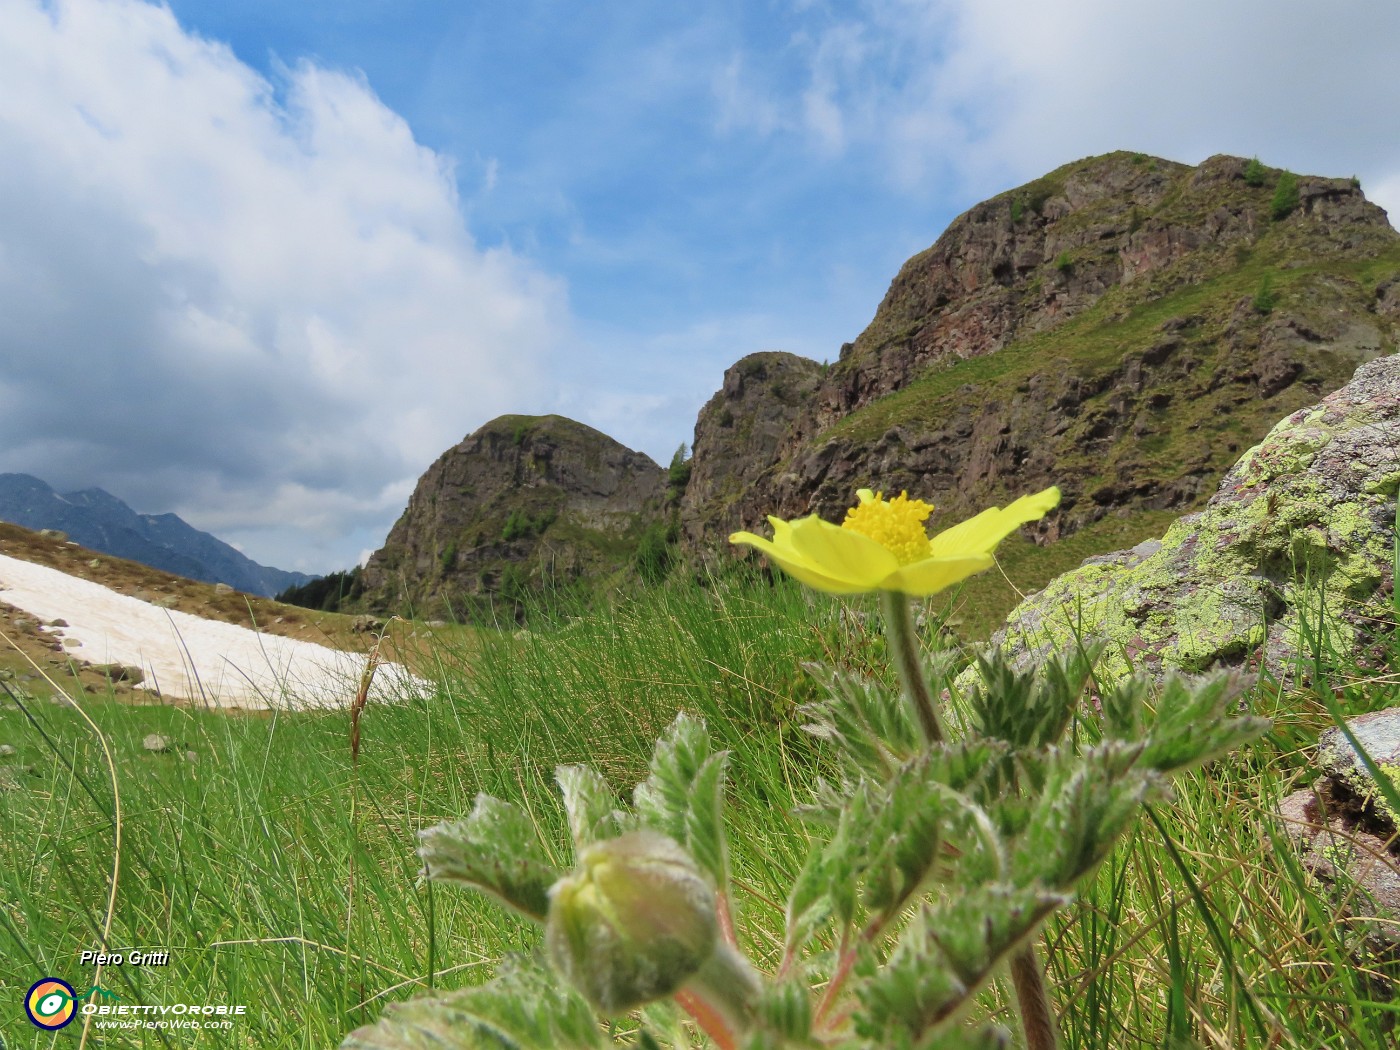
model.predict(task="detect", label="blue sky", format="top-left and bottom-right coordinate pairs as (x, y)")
top-left (2, 0), bottom-right (1399, 573)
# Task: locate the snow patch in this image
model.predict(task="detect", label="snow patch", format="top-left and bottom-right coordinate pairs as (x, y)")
top-left (0, 554), bottom-right (424, 709)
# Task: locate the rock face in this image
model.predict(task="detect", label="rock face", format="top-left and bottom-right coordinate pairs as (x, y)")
top-left (679, 352), bottom-right (824, 551)
top-left (687, 152), bottom-right (1399, 561)
top-left (992, 353), bottom-right (1400, 678)
top-left (360, 415), bottom-right (665, 617)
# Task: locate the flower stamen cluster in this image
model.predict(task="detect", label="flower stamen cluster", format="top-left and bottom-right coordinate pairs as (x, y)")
top-left (841, 490), bottom-right (934, 566)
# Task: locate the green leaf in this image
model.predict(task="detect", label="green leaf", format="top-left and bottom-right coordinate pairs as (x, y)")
top-left (928, 885), bottom-right (1069, 988)
top-left (418, 794), bottom-right (561, 922)
top-left (340, 957), bottom-right (606, 1050)
top-left (784, 784), bottom-right (872, 955)
top-left (633, 713), bottom-right (732, 889)
top-left (801, 661), bottom-right (925, 777)
top-left (746, 977), bottom-right (813, 1045)
top-left (1010, 743), bottom-right (1162, 890)
top-left (556, 764), bottom-right (627, 851)
top-left (966, 645), bottom-right (1100, 750)
top-left (853, 932), bottom-right (966, 1044)
top-left (859, 756), bottom-right (956, 916)
top-left (1136, 672), bottom-right (1268, 773)
top-left (854, 885), bottom-right (1063, 1041)
top-left (1095, 675), bottom-right (1153, 740)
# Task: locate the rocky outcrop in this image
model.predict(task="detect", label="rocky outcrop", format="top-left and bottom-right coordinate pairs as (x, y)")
top-left (360, 416), bottom-right (665, 617)
top-left (679, 352), bottom-right (824, 551)
top-left (990, 353), bottom-right (1400, 678)
top-left (689, 153), bottom-right (1399, 567)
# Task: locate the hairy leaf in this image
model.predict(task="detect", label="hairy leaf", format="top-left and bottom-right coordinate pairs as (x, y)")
top-left (966, 645), bottom-right (1100, 750)
top-left (1010, 742), bottom-right (1163, 890)
top-left (556, 764), bottom-right (627, 851)
top-left (418, 794), bottom-right (560, 922)
top-left (926, 884), bottom-right (1069, 988)
top-left (801, 661), bottom-right (927, 777)
top-left (633, 713), bottom-right (732, 889)
top-left (785, 784), bottom-right (871, 954)
top-left (340, 957), bottom-right (605, 1050)
top-left (1137, 672), bottom-right (1268, 773)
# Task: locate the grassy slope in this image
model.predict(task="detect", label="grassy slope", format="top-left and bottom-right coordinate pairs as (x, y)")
top-left (1, 572), bottom-right (1396, 1048)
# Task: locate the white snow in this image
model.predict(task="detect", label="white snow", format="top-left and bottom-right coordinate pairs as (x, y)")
top-left (0, 553), bottom-right (425, 709)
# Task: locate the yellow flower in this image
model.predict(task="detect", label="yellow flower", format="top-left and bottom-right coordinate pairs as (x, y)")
top-left (729, 486), bottom-right (1061, 596)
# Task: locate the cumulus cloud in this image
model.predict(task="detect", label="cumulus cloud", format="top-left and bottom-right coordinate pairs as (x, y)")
top-left (719, 0), bottom-right (1400, 215)
top-left (0, 0), bottom-right (568, 570)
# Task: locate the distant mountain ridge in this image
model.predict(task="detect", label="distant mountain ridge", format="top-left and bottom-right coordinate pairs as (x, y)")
top-left (0, 473), bottom-right (316, 597)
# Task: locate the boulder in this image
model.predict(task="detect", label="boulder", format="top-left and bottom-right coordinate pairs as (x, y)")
top-left (1278, 707), bottom-right (1400, 971)
top-left (991, 353), bottom-right (1400, 678)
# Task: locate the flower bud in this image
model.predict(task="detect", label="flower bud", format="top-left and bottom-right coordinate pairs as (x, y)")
top-left (546, 830), bottom-right (718, 1012)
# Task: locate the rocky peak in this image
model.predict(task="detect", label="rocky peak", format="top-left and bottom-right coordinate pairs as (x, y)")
top-left (360, 415), bottom-right (664, 617)
top-left (804, 153), bottom-right (1392, 439)
top-left (679, 352), bottom-right (824, 551)
top-left (695, 152), bottom-right (1397, 567)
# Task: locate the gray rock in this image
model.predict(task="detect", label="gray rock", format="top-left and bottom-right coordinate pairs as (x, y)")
top-left (1317, 708), bottom-right (1400, 781)
top-left (143, 733), bottom-right (172, 753)
top-left (351, 615), bottom-right (386, 635)
top-left (990, 353), bottom-right (1400, 679)
top-left (94, 664), bottom-right (145, 686)
top-left (38, 529), bottom-right (67, 541)
top-left (213, 582), bottom-right (235, 595)
top-left (1278, 782), bottom-right (1400, 958)
top-left (0, 744), bottom-right (15, 757)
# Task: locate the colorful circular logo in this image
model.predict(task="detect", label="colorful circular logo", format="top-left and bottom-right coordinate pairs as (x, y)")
top-left (25, 978), bottom-right (77, 1030)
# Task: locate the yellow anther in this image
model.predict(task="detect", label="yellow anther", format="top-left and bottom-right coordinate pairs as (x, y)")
top-left (841, 490), bottom-right (935, 566)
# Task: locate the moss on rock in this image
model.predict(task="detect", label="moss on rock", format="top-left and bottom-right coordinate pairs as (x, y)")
top-left (993, 354), bottom-right (1400, 679)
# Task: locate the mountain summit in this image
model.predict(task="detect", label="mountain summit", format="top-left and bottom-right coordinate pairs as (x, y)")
top-left (682, 151), bottom-right (1398, 553)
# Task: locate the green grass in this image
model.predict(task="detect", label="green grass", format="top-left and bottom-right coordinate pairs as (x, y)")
top-left (1, 569), bottom-right (1397, 1047)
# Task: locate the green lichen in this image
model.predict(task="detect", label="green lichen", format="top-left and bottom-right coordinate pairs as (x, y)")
top-left (1340, 762), bottom-right (1400, 830)
top-left (997, 407), bottom-right (1396, 681)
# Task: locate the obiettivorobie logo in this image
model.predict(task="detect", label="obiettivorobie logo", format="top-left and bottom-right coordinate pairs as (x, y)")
top-left (24, 978), bottom-right (121, 1030)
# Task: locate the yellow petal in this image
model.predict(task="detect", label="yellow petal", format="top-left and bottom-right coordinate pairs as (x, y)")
top-left (728, 524), bottom-right (874, 594)
top-left (927, 487), bottom-right (1060, 558)
top-left (881, 554), bottom-right (995, 596)
top-left (786, 514), bottom-right (898, 586)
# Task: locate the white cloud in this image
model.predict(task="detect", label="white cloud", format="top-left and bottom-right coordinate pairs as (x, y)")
top-left (0, 0), bottom-right (569, 570)
top-left (719, 0), bottom-right (1400, 210)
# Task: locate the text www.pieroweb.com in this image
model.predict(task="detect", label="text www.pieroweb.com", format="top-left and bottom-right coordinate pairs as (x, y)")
top-left (86, 1003), bottom-right (246, 1031)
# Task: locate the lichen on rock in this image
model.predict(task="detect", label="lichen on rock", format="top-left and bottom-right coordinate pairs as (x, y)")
top-left (993, 354), bottom-right (1400, 679)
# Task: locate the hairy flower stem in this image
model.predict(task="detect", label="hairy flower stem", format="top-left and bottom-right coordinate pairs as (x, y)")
top-left (674, 944), bottom-right (761, 1050)
top-left (879, 590), bottom-right (945, 744)
top-left (1009, 942), bottom-right (1059, 1050)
